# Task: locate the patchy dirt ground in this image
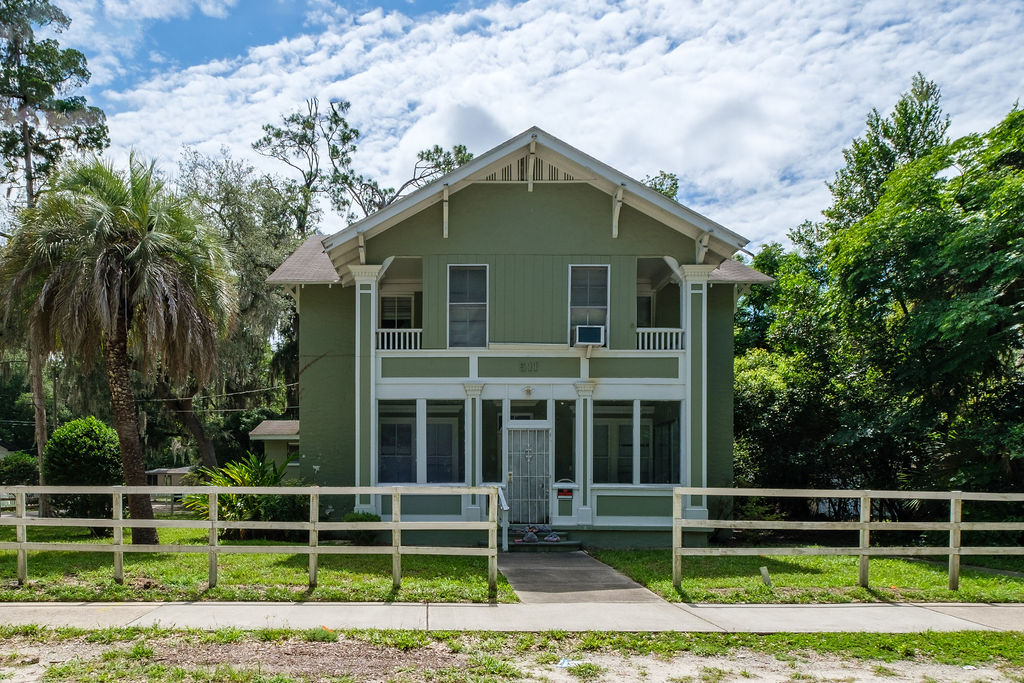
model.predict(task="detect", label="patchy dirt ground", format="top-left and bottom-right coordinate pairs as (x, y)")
top-left (1, 636), bottom-right (1022, 682)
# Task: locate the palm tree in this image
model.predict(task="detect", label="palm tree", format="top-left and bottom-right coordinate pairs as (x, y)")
top-left (0, 155), bottom-right (234, 543)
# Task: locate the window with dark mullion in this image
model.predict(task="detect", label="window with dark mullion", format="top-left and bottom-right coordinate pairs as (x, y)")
top-left (449, 265), bottom-right (487, 347)
top-left (569, 265), bottom-right (609, 344)
top-left (380, 295), bottom-right (414, 329)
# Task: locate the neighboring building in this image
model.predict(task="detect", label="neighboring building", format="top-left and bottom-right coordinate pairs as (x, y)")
top-left (268, 127), bottom-right (770, 543)
top-left (249, 419), bottom-right (301, 479)
top-left (144, 465), bottom-right (195, 487)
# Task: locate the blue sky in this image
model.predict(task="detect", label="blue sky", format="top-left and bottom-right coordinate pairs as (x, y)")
top-left (50, 0), bottom-right (1024, 247)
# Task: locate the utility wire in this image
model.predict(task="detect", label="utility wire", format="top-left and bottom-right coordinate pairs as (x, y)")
top-left (137, 382), bottom-right (298, 403)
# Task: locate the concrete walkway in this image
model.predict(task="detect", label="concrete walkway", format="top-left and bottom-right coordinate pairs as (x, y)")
top-left (0, 601), bottom-right (1021, 633)
top-left (497, 551), bottom-right (665, 603)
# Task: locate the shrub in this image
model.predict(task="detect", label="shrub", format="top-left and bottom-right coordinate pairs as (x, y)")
top-left (43, 417), bottom-right (122, 527)
top-left (343, 511), bottom-right (381, 545)
top-left (0, 451), bottom-right (39, 485)
top-left (185, 451), bottom-right (299, 539)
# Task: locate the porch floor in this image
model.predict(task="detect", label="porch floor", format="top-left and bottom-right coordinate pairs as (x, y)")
top-left (496, 550), bottom-right (665, 604)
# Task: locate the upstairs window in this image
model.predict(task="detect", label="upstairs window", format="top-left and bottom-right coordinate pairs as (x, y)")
top-left (449, 265), bottom-right (487, 347)
top-left (380, 295), bottom-right (414, 329)
top-left (569, 265), bottom-right (609, 344)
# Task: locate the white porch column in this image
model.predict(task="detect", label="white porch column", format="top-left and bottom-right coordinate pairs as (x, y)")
top-left (348, 264), bottom-right (384, 513)
top-left (574, 381), bottom-right (595, 526)
top-left (464, 382), bottom-right (484, 519)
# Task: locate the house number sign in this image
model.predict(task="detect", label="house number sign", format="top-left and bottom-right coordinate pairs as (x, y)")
top-left (519, 361), bottom-right (539, 373)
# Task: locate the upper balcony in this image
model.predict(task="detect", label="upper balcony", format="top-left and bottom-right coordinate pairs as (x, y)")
top-left (375, 256), bottom-right (686, 352)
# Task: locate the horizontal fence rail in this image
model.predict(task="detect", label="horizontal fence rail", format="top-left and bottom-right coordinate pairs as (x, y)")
top-left (672, 487), bottom-right (1024, 591)
top-left (636, 327), bottom-right (684, 351)
top-left (0, 485), bottom-right (500, 596)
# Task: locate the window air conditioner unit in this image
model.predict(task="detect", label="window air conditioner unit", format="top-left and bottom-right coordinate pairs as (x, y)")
top-left (575, 325), bottom-right (605, 346)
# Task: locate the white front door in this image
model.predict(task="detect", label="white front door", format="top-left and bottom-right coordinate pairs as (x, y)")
top-left (507, 427), bottom-right (550, 524)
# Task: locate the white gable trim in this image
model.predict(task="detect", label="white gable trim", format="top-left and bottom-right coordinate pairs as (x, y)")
top-left (321, 127), bottom-right (749, 264)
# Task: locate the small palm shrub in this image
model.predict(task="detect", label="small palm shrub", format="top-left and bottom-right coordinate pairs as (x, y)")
top-left (185, 452), bottom-right (303, 539)
top-left (43, 417), bottom-right (122, 531)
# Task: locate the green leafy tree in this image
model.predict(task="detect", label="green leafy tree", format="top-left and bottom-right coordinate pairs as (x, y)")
top-left (0, 156), bottom-right (235, 543)
top-left (254, 98), bottom-right (473, 226)
top-left (0, 0), bottom-right (108, 488)
top-left (642, 170), bottom-right (680, 200)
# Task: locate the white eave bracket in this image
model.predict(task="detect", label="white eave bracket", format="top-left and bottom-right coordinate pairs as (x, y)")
top-left (358, 234), bottom-right (366, 265)
top-left (696, 231), bottom-right (712, 263)
top-left (442, 184), bottom-right (449, 238)
top-left (528, 135), bottom-right (537, 192)
top-left (612, 184), bottom-right (624, 238)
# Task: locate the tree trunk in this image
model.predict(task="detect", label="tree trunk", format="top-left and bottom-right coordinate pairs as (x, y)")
top-left (28, 349), bottom-right (51, 516)
top-left (103, 311), bottom-right (158, 545)
top-left (154, 380), bottom-right (218, 468)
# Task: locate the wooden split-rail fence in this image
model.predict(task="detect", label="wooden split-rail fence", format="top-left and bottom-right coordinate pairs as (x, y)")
top-left (0, 485), bottom-right (501, 595)
top-left (673, 487), bottom-right (1024, 591)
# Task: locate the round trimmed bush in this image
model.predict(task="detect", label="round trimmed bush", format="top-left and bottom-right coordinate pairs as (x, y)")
top-left (0, 451), bottom-right (39, 485)
top-left (43, 417), bottom-right (123, 524)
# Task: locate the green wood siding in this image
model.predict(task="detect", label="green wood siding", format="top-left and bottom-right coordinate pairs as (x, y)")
top-left (381, 357), bottom-right (469, 378)
top-left (596, 494), bottom-right (672, 517)
top-left (707, 283), bottom-right (736, 518)
top-left (478, 356), bottom-right (580, 378)
top-left (366, 184), bottom-right (697, 349)
top-left (589, 357), bottom-right (678, 378)
top-left (298, 285), bottom-right (355, 493)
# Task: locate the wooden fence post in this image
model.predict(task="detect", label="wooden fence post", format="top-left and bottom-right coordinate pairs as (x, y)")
top-left (487, 488), bottom-right (497, 597)
top-left (949, 491), bottom-right (962, 591)
top-left (672, 489), bottom-right (683, 590)
top-left (15, 489), bottom-right (27, 585)
top-left (858, 494), bottom-right (871, 588)
top-left (208, 491), bottom-right (218, 588)
top-left (308, 489), bottom-right (319, 588)
top-left (112, 489), bottom-right (124, 584)
top-left (392, 490), bottom-right (402, 591)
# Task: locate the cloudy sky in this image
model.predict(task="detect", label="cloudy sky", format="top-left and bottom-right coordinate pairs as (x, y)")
top-left (54, 0), bottom-right (1024, 247)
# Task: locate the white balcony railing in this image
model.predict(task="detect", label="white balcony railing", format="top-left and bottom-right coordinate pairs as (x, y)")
top-left (377, 328), bottom-right (423, 351)
top-left (636, 327), bottom-right (684, 350)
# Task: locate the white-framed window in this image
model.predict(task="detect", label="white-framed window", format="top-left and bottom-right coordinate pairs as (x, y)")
top-left (380, 295), bottom-right (414, 329)
top-left (569, 265), bottom-right (609, 344)
top-left (378, 399), bottom-right (466, 484)
top-left (448, 265), bottom-right (487, 348)
top-left (593, 400), bottom-right (681, 485)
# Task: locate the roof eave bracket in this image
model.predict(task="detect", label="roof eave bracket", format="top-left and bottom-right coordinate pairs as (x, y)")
top-left (612, 184), bottom-right (624, 238)
top-left (442, 184), bottom-right (449, 238)
top-left (358, 234), bottom-right (366, 265)
top-left (696, 231), bottom-right (712, 263)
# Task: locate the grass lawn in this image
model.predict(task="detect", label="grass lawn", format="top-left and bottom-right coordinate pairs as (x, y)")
top-left (0, 523), bottom-right (516, 603)
top-left (1, 626), bottom-right (1023, 682)
top-left (590, 549), bottom-right (1024, 603)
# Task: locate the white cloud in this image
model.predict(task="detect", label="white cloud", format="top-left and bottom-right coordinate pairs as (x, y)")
top-left (88, 0), bottom-right (1024, 248)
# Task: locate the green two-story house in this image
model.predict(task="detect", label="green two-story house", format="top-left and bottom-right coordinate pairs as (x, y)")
top-left (261, 127), bottom-right (770, 544)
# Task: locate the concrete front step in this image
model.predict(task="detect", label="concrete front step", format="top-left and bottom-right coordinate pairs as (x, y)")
top-left (507, 526), bottom-right (579, 552)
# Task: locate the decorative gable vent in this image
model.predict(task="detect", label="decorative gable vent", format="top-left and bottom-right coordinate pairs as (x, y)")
top-left (482, 155), bottom-right (575, 182)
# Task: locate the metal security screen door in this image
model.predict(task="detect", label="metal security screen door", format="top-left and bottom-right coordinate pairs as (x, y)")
top-left (507, 428), bottom-right (550, 524)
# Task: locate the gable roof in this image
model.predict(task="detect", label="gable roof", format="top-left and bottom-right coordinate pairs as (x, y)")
top-left (318, 126), bottom-right (751, 272)
top-left (249, 419), bottom-right (300, 439)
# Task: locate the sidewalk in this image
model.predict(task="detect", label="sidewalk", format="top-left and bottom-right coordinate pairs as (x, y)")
top-left (1, 601), bottom-right (1021, 632)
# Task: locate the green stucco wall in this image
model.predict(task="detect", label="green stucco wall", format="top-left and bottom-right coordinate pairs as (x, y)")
top-left (366, 184), bottom-right (697, 349)
top-left (298, 285), bottom-right (355, 509)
